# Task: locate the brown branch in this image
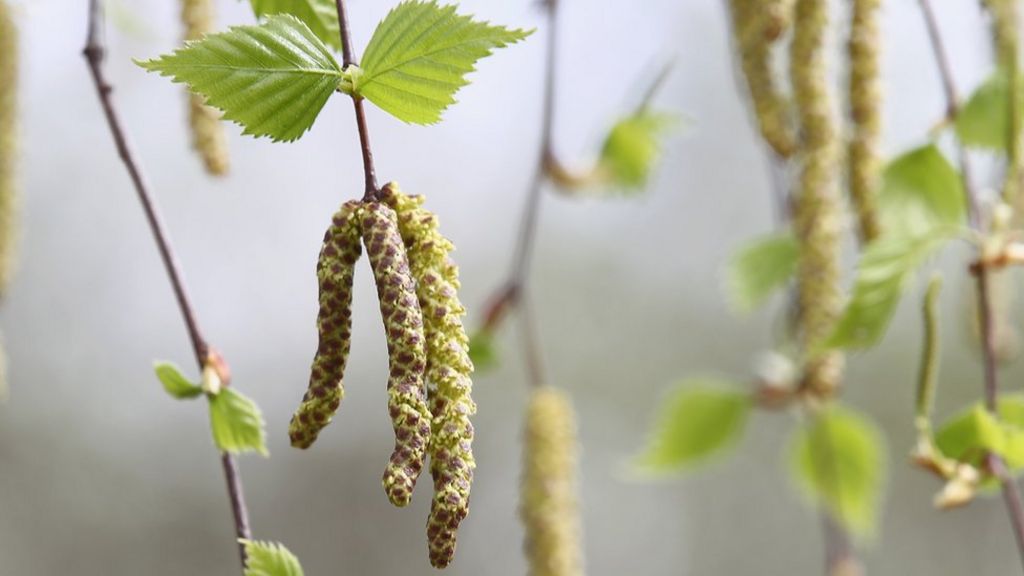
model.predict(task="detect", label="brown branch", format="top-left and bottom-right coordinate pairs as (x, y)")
top-left (82, 0), bottom-right (252, 569)
top-left (334, 0), bottom-right (379, 200)
top-left (917, 0), bottom-right (1024, 569)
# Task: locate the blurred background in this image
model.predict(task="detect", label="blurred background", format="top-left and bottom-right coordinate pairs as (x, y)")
top-left (1, 0), bottom-right (1021, 574)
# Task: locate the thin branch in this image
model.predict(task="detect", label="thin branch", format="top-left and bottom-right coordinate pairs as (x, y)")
top-left (917, 0), bottom-right (1024, 569)
top-left (334, 0), bottom-right (379, 200)
top-left (82, 1), bottom-right (252, 569)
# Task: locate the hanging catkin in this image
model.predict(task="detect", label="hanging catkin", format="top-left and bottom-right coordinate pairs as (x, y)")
top-left (791, 0), bottom-right (844, 396)
top-left (847, 0), bottom-right (882, 243)
top-left (360, 201), bottom-right (432, 508)
top-left (0, 0), bottom-right (18, 299)
top-left (378, 183), bottom-right (476, 569)
top-left (181, 0), bottom-right (229, 176)
top-left (520, 387), bottom-right (582, 576)
top-left (728, 0), bottom-right (797, 158)
top-left (289, 201), bottom-right (363, 449)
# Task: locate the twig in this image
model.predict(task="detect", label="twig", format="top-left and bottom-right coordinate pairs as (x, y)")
top-left (334, 0), bottom-right (378, 200)
top-left (82, 0), bottom-right (252, 569)
top-left (917, 0), bottom-right (1024, 569)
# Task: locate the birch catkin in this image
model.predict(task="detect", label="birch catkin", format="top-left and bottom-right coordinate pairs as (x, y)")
top-left (379, 183), bottom-right (476, 569)
top-left (361, 201), bottom-right (432, 508)
top-left (847, 0), bottom-right (882, 243)
top-left (728, 0), bottom-right (797, 158)
top-left (0, 0), bottom-right (18, 299)
top-left (521, 387), bottom-right (582, 576)
top-left (791, 0), bottom-right (844, 396)
top-left (289, 201), bottom-right (363, 449)
top-left (181, 0), bottom-right (229, 176)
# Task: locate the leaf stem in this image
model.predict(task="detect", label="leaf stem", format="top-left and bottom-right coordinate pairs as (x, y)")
top-left (334, 0), bottom-right (379, 200)
top-left (82, 0), bottom-right (252, 569)
top-left (917, 0), bottom-right (1024, 569)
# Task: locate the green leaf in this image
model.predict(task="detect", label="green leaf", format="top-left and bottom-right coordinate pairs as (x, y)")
top-left (955, 70), bottom-right (1022, 150)
top-left (241, 540), bottom-right (304, 576)
top-left (248, 0), bottom-right (340, 50)
top-left (725, 232), bottom-right (799, 313)
top-left (935, 404), bottom-right (1007, 465)
top-left (354, 0), bottom-right (532, 124)
top-left (598, 112), bottom-right (676, 189)
top-left (790, 406), bottom-right (886, 537)
top-left (878, 145), bottom-right (966, 239)
top-left (209, 388), bottom-right (269, 456)
top-left (468, 330), bottom-right (498, 373)
top-left (137, 15), bottom-right (342, 142)
top-left (154, 361), bottom-right (203, 399)
top-left (826, 228), bottom-right (958, 350)
top-left (633, 381), bottom-right (751, 475)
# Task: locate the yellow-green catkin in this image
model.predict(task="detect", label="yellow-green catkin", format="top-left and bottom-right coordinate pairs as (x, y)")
top-left (0, 0), bottom-right (18, 299)
top-left (182, 0), bottom-right (229, 176)
top-left (289, 201), bottom-right (363, 449)
top-left (520, 387), bottom-right (582, 576)
top-left (728, 0), bottom-right (797, 158)
top-left (847, 0), bottom-right (883, 243)
top-left (360, 201), bottom-right (432, 508)
top-left (379, 183), bottom-right (476, 569)
top-left (791, 0), bottom-right (844, 396)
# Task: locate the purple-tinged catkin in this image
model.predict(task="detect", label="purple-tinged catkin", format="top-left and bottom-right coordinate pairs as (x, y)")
top-left (289, 201), bottom-right (363, 449)
top-left (379, 183), bottom-right (475, 569)
top-left (847, 0), bottom-right (883, 243)
top-left (181, 0), bottom-right (229, 176)
top-left (520, 387), bottom-right (582, 576)
top-left (361, 201), bottom-right (432, 508)
top-left (791, 0), bottom-right (844, 396)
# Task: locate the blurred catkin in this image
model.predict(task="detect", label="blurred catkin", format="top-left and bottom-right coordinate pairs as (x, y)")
top-left (520, 387), bottom-right (582, 576)
top-left (0, 0), bottom-right (18, 299)
top-left (181, 0), bottom-right (229, 176)
top-left (361, 201), bottom-right (432, 508)
top-left (289, 201), bottom-right (362, 449)
top-left (379, 184), bottom-right (476, 569)
top-left (728, 0), bottom-right (797, 158)
top-left (847, 0), bottom-right (882, 243)
top-left (791, 0), bottom-right (844, 396)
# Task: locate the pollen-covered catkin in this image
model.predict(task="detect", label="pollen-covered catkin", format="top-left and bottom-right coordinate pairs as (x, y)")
top-left (181, 0), bottom-right (229, 176)
top-left (289, 201), bottom-right (363, 449)
top-left (847, 0), bottom-right (882, 243)
top-left (728, 0), bottom-right (797, 158)
top-left (0, 0), bottom-right (18, 298)
top-left (791, 0), bottom-right (844, 396)
top-left (378, 183), bottom-right (476, 569)
top-left (520, 387), bottom-right (582, 576)
top-left (361, 201), bottom-right (432, 508)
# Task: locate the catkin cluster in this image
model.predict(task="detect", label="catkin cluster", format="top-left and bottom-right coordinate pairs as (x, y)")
top-left (379, 183), bottom-right (476, 569)
top-left (289, 201), bottom-right (362, 449)
top-left (520, 387), bottom-right (582, 576)
top-left (0, 0), bottom-right (17, 298)
top-left (288, 185), bottom-right (476, 568)
top-left (727, 0), bottom-right (797, 158)
top-left (181, 0), bottom-right (229, 176)
top-left (791, 0), bottom-right (844, 396)
top-left (847, 0), bottom-right (882, 243)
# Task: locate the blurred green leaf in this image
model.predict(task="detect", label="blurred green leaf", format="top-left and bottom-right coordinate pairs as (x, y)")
top-left (248, 0), bottom-right (341, 50)
top-left (878, 144), bottom-right (966, 238)
top-left (210, 388), bottom-right (269, 456)
top-left (154, 361), bottom-right (203, 400)
top-left (955, 70), bottom-right (1022, 151)
top-left (725, 232), bottom-right (799, 313)
top-left (468, 330), bottom-right (498, 373)
top-left (355, 1), bottom-right (532, 124)
top-left (936, 404), bottom-right (1007, 465)
top-left (137, 15), bottom-right (342, 142)
top-left (599, 112), bottom-right (676, 189)
top-left (826, 228), bottom-right (957, 350)
top-left (790, 406), bottom-right (886, 537)
top-left (633, 381), bottom-right (751, 475)
top-left (241, 540), bottom-right (304, 576)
